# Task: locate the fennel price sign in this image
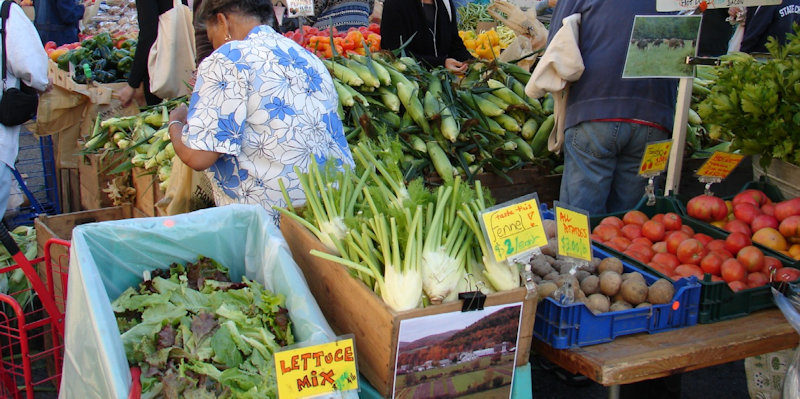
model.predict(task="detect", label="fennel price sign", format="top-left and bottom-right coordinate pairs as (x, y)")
top-left (554, 202), bottom-right (592, 262)
top-left (695, 151), bottom-right (745, 180)
top-left (480, 193), bottom-right (548, 263)
top-left (274, 336), bottom-right (358, 398)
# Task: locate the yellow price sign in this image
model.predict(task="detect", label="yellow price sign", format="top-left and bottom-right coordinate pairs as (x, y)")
top-left (639, 140), bottom-right (673, 176)
top-left (480, 195), bottom-right (548, 263)
top-left (554, 202), bottom-right (592, 262)
top-left (696, 152), bottom-right (744, 179)
top-left (274, 337), bottom-right (358, 398)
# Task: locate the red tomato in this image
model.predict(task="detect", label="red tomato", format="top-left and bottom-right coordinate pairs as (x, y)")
top-left (652, 252), bottom-right (680, 271)
top-left (642, 220), bottom-right (666, 242)
top-left (632, 237), bottom-right (654, 248)
top-left (600, 216), bottom-right (625, 229)
top-left (693, 233), bottom-right (713, 246)
top-left (621, 223), bottom-right (642, 240)
top-left (623, 210), bottom-right (649, 225)
top-left (652, 241), bottom-right (668, 253)
top-left (711, 249), bottom-right (734, 261)
top-left (706, 239), bottom-right (727, 252)
top-left (728, 280), bottom-right (747, 292)
top-left (663, 212), bottom-right (682, 231)
top-left (674, 264), bottom-right (704, 279)
top-left (609, 236), bottom-right (632, 251)
top-left (736, 246), bottom-right (765, 273)
top-left (725, 232), bottom-right (752, 255)
top-left (593, 224), bottom-right (622, 242)
top-left (721, 258), bottom-right (746, 283)
top-left (681, 225), bottom-right (695, 236)
top-left (649, 263), bottom-right (673, 277)
top-left (651, 214), bottom-right (665, 224)
top-left (666, 231), bottom-right (691, 254)
top-left (774, 267), bottom-right (800, 282)
top-left (724, 219), bottom-right (752, 236)
top-left (628, 243), bottom-right (655, 261)
top-left (747, 272), bottom-right (769, 288)
top-left (677, 239), bottom-right (705, 265)
top-left (700, 253), bottom-right (724, 276)
top-left (624, 247), bottom-right (652, 263)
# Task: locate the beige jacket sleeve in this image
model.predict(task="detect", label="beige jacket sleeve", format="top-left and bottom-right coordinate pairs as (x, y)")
top-left (524, 13), bottom-right (583, 154)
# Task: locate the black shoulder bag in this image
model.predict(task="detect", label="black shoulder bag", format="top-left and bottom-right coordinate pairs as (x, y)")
top-left (0, 0), bottom-right (38, 126)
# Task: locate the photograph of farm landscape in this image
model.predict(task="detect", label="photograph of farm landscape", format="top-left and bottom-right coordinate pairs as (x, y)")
top-left (393, 303), bottom-right (523, 399)
top-left (623, 15), bottom-right (702, 78)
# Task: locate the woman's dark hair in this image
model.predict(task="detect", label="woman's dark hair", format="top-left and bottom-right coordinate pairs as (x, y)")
top-left (199, 0), bottom-right (276, 26)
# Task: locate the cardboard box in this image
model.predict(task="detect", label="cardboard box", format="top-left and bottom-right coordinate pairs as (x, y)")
top-left (280, 214), bottom-right (537, 397)
top-left (34, 206), bottom-right (133, 312)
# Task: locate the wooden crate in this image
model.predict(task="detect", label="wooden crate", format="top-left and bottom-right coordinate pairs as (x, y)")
top-left (132, 167), bottom-right (167, 217)
top-left (280, 215), bottom-right (537, 397)
top-left (78, 154), bottom-right (118, 210)
top-left (57, 167), bottom-right (82, 213)
top-left (34, 206), bottom-right (133, 312)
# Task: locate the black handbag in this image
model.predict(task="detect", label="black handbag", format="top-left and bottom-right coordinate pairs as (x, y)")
top-left (0, 0), bottom-right (38, 126)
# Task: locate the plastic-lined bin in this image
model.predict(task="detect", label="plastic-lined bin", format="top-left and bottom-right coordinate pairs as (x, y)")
top-left (590, 196), bottom-right (800, 324)
top-left (674, 179), bottom-right (798, 267)
top-left (58, 205), bottom-right (340, 399)
top-left (6, 130), bottom-right (60, 227)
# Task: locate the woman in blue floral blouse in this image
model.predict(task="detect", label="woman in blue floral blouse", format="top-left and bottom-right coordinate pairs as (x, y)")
top-left (168, 0), bottom-right (354, 225)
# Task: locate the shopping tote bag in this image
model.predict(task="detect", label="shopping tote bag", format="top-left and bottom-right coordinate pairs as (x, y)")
top-left (147, 0), bottom-right (196, 99)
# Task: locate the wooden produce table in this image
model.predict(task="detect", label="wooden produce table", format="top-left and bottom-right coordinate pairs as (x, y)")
top-left (532, 309), bottom-right (799, 399)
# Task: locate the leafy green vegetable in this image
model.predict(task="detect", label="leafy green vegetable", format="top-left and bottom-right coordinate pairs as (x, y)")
top-left (697, 26), bottom-right (800, 167)
top-left (113, 256), bottom-right (294, 398)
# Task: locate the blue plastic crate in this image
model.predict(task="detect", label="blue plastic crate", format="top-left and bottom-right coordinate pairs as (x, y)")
top-left (6, 129), bottom-right (60, 227)
top-left (532, 205), bottom-right (701, 349)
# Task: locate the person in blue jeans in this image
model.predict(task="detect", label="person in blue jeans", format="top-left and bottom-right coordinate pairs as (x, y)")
top-left (34, 0), bottom-right (85, 46)
top-left (549, 0), bottom-right (677, 216)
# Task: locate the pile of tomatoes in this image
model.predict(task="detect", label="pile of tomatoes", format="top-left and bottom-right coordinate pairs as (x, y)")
top-left (283, 24), bottom-right (381, 59)
top-left (592, 211), bottom-right (800, 293)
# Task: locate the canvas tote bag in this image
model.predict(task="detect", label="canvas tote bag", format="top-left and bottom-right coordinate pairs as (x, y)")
top-left (148, 0), bottom-right (196, 99)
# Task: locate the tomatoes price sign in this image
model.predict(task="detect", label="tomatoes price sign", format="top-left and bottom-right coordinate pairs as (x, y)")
top-left (480, 194), bottom-right (548, 263)
top-left (554, 202), bottom-right (592, 262)
top-left (639, 140), bottom-right (672, 176)
top-left (274, 337), bottom-right (359, 398)
top-left (695, 151), bottom-right (744, 180)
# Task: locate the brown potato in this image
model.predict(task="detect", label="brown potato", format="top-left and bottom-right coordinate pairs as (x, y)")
top-left (636, 302), bottom-right (652, 309)
top-left (586, 294), bottom-right (610, 314)
top-left (580, 275), bottom-right (600, 295)
top-left (622, 272), bottom-right (646, 285)
top-left (599, 271), bottom-right (622, 297)
top-left (620, 279), bottom-right (648, 305)
top-left (647, 279), bottom-right (675, 305)
top-left (598, 257), bottom-right (624, 274)
top-left (610, 300), bottom-right (633, 312)
top-left (537, 282), bottom-right (558, 300)
top-left (543, 219), bottom-right (557, 239)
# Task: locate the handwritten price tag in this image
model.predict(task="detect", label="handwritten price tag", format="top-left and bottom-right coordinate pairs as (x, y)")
top-left (480, 194), bottom-right (547, 263)
top-left (639, 140), bottom-right (673, 176)
top-left (695, 152), bottom-right (744, 180)
top-left (274, 337), bottom-right (359, 399)
top-left (554, 202), bottom-right (592, 262)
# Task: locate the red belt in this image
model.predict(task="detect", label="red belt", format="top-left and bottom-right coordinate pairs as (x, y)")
top-left (591, 118), bottom-right (670, 133)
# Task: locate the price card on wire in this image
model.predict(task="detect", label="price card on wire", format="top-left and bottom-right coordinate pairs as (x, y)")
top-left (274, 336), bottom-right (359, 398)
top-left (554, 201), bottom-right (592, 262)
top-left (285, 0), bottom-right (313, 17)
top-left (480, 193), bottom-right (547, 263)
top-left (695, 151), bottom-right (745, 180)
top-left (639, 140), bottom-right (673, 177)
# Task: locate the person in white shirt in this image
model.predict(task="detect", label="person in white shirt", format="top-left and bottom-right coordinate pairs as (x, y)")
top-left (0, 1), bottom-right (49, 218)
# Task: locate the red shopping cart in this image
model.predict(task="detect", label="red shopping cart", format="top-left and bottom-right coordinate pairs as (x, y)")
top-left (0, 223), bottom-right (69, 399)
